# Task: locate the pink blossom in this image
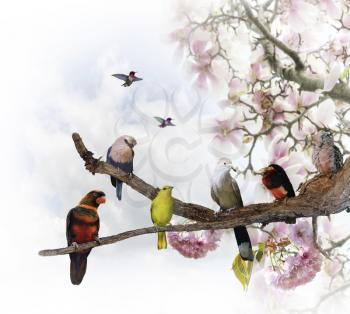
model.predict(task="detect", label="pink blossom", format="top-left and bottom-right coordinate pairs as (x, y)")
top-left (281, 0), bottom-right (317, 32)
top-left (282, 31), bottom-right (302, 51)
top-left (265, 247), bottom-right (322, 290)
top-left (324, 62), bottom-right (343, 92)
top-left (288, 219), bottom-right (313, 247)
top-left (343, 13), bottom-right (350, 28)
top-left (169, 27), bottom-right (191, 54)
top-left (207, 113), bottom-right (243, 152)
top-left (228, 78), bottom-right (246, 103)
top-left (190, 40), bottom-right (217, 88)
top-left (320, 0), bottom-right (340, 18)
top-left (249, 62), bottom-right (270, 82)
top-left (324, 259), bottom-right (342, 277)
top-left (168, 230), bottom-right (222, 259)
top-left (287, 90), bottom-right (319, 111)
top-left (272, 222), bottom-right (289, 238)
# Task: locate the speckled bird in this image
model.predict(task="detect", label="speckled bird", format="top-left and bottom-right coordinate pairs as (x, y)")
top-left (259, 164), bottom-right (295, 201)
top-left (210, 158), bottom-right (253, 261)
top-left (66, 190), bottom-right (106, 285)
top-left (312, 129), bottom-right (343, 175)
top-left (112, 71), bottom-right (143, 87)
top-left (106, 135), bottom-right (137, 201)
top-left (154, 117), bottom-right (175, 128)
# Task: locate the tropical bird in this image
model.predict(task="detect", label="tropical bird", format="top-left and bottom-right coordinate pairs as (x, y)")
top-left (312, 129), bottom-right (343, 175)
top-left (154, 117), bottom-right (176, 128)
top-left (150, 186), bottom-right (174, 250)
top-left (106, 135), bottom-right (137, 201)
top-left (259, 164), bottom-right (296, 224)
top-left (259, 164), bottom-right (295, 201)
top-left (112, 71), bottom-right (143, 87)
top-left (210, 158), bottom-right (253, 261)
top-left (66, 190), bottom-right (106, 285)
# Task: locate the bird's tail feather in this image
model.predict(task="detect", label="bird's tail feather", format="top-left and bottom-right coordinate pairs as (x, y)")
top-left (116, 179), bottom-right (123, 201)
top-left (110, 176), bottom-right (116, 187)
top-left (157, 232), bottom-right (167, 250)
top-left (69, 252), bottom-right (90, 285)
top-left (234, 226), bottom-right (253, 261)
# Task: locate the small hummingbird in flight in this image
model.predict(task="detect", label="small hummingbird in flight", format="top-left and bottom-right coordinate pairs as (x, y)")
top-left (154, 117), bottom-right (176, 128)
top-left (112, 71), bottom-right (143, 87)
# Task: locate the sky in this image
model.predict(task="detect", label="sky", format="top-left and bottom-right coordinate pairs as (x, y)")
top-left (1, 0), bottom-right (350, 313)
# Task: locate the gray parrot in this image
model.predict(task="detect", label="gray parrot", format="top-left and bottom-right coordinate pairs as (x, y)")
top-left (210, 157), bottom-right (253, 261)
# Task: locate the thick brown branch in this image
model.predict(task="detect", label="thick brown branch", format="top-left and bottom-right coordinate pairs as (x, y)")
top-left (39, 133), bottom-right (350, 257)
top-left (72, 132), bottom-right (350, 224)
top-left (73, 133), bottom-right (350, 222)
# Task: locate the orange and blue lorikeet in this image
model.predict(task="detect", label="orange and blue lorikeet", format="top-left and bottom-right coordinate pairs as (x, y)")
top-left (66, 190), bottom-right (106, 285)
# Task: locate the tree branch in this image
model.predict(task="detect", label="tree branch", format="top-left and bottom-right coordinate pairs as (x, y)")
top-left (39, 132), bottom-right (350, 256)
top-left (312, 216), bottom-right (330, 258)
top-left (39, 221), bottom-right (239, 256)
top-left (240, 0), bottom-right (305, 70)
top-left (241, 0), bottom-right (350, 103)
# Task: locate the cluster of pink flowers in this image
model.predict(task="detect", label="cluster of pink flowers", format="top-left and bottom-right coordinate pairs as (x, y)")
top-left (265, 247), bottom-right (322, 290)
top-left (168, 230), bottom-right (222, 259)
top-left (264, 219), bottom-right (323, 290)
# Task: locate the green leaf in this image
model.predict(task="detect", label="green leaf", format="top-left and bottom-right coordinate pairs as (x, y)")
top-left (232, 254), bottom-right (254, 290)
top-left (340, 66), bottom-right (349, 81)
top-left (255, 242), bottom-right (265, 263)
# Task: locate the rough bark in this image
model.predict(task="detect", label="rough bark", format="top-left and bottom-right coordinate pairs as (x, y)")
top-left (38, 133), bottom-right (350, 257)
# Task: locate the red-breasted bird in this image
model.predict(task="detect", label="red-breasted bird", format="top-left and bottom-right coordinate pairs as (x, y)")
top-left (112, 71), bottom-right (143, 87)
top-left (312, 129), bottom-right (343, 175)
top-left (210, 158), bottom-right (253, 261)
top-left (106, 135), bottom-right (137, 201)
top-left (154, 117), bottom-right (175, 128)
top-left (66, 190), bottom-right (106, 285)
top-left (259, 164), bottom-right (295, 201)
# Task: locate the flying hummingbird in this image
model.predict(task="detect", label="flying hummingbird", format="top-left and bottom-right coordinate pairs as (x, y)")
top-left (112, 71), bottom-right (143, 87)
top-left (154, 117), bottom-right (176, 128)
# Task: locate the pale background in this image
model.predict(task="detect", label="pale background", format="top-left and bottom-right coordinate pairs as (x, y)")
top-left (1, 1), bottom-right (349, 313)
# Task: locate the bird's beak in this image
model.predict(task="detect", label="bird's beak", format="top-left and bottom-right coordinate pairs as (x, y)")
top-left (230, 165), bottom-right (237, 172)
top-left (96, 196), bottom-right (106, 204)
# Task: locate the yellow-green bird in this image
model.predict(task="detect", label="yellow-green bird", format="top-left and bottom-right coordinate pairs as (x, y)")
top-left (150, 186), bottom-right (174, 250)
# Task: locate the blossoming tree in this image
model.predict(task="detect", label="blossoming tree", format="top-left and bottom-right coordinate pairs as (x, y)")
top-left (169, 0), bottom-right (350, 304)
top-left (40, 0), bottom-right (350, 311)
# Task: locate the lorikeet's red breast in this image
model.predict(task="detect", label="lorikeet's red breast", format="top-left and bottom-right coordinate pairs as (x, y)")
top-left (66, 190), bottom-right (106, 285)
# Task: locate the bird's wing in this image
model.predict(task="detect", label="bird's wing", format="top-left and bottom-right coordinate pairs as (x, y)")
top-left (334, 144), bottom-right (344, 168)
top-left (154, 116), bottom-right (165, 123)
top-left (168, 122), bottom-right (176, 126)
top-left (231, 179), bottom-right (244, 208)
top-left (112, 74), bottom-right (128, 81)
top-left (66, 208), bottom-right (75, 245)
top-left (210, 185), bottom-right (220, 206)
top-left (133, 77), bottom-right (143, 81)
top-left (108, 158), bottom-right (133, 174)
